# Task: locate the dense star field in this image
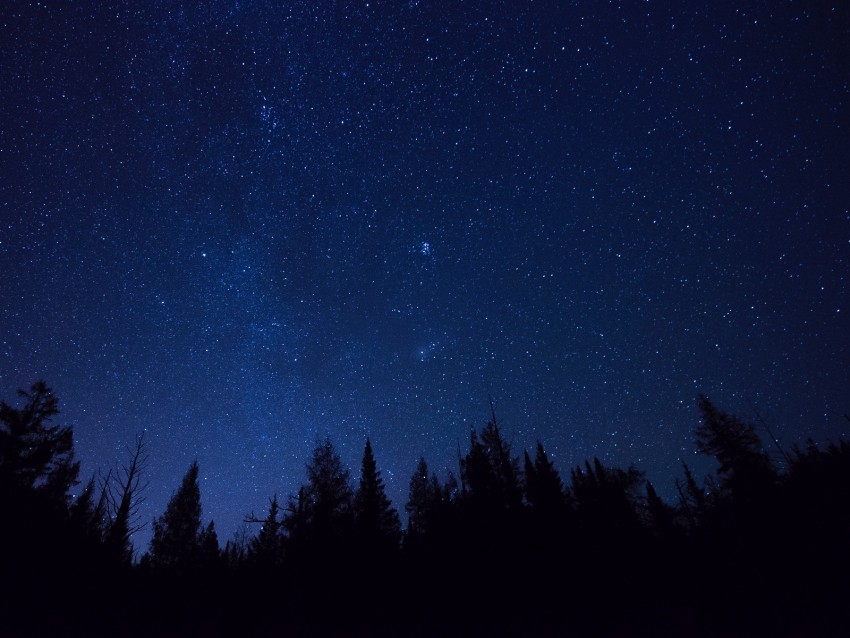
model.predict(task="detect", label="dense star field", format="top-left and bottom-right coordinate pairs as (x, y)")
top-left (1, 2), bottom-right (847, 550)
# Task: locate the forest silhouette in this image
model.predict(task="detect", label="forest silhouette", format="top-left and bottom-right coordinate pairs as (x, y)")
top-left (1, 381), bottom-right (848, 637)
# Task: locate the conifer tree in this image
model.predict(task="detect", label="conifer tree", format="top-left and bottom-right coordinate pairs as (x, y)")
top-left (460, 414), bottom-right (521, 513)
top-left (645, 480), bottom-right (676, 537)
top-left (571, 457), bottom-right (644, 533)
top-left (289, 437), bottom-right (353, 547)
top-left (695, 396), bottom-right (776, 500)
top-left (524, 442), bottom-right (565, 513)
top-left (406, 457), bottom-right (432, 536)
top-left (675, 462), bottom-right (708, 529)
top-left (198, 520), bottom-right (220, 568)
top-left (249, 495), bottom-right (284, 567)
top-left (354, 439), bottom-right (401, 550)
top-left (0, 381), bottom-right (79, 505)
top-left (148, 461), bottom-right (203, 570)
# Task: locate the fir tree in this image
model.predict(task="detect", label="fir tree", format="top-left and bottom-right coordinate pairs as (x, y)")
top-left (354, 439), bottom-right (401, 551)
top-left (148, 461), bottom-right (203, 571)
top-left (249, 495), bottom-right (284, 567)
top-left (289, 437), bottom-right (353, 547)
top-left (571, 457), bottom-right (644, 534)
top-left (645, 480), bottom-right (676, 537)
top-left (695, 396), bottom-right (777, 500)
top-left (198, 520), bottom-right (220, 568)
top-left (406, 457), bottom-right (433, 536)
top-left (524, 442), bottom-right (565, 513)
top-left (0, 381), bottom-right (79, 505)
top-left (460, 413), bottom-right (522, 513)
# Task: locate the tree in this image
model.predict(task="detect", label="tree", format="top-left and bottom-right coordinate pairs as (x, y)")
top-left (695, 396), bottom-right (776, 501)
top-left (524, 442), bottom-right (566, 514)
top-left (570, 457), bottom-right (644, 534)
top-left (198, 521), bottom-right (220, 569)
top-left (248, 495), bottom-right (284, 567)
top-left (460, 411), bottom-right (522, 514)
top-left (102, 434), bottom-right (148, 565)
top-left (406, 457), bottom-right (433, 537)
top-left (286, 437), bottom-right (353, 548)
top-left (223, 525), bottom-right (251, 569)
top-left (353, 439), bottom-right (401, 551)
top-left (675, 462), bottom-right (709, 529)
top-left (0, 381), bottom-right (79, 505)
top-left (147, 461), bottom-right (203, 571)
top-left (645, 480), bottom-right (676, 537)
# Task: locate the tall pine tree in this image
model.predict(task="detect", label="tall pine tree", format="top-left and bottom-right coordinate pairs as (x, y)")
top-left (0, 381), bottom-right (79, 505)
top-left (147, 461), bottom-right (203, 571)
top-left (287, 437), bottom-right (353, 549)
top-left (354, 439), bottom-right (401, 551)
top-left (524, 442), bottom-right (565, 513)
top-left (695, 396), bottom-right (777, 501)
top-left (249, 495), bottom-right (284, 568)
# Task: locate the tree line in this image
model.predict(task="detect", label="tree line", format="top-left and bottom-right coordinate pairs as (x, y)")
top-left (1, 381), bottom-right (848, 636)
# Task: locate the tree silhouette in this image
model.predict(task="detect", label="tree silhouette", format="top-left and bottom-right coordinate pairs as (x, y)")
top-left (644, 480), bottom-right (676, 537)
top-left (0, 381), bottom-right (79, 505)
top-left (147, 461), bottom-right (203, 571)
top-left (248, 495), bottom-right (284, 568)
top-left (353, 438), bottom-right (401, 551)
top-left (523, 441), bottom-right (566, 514)
top-left (405, 457), bottom-right (433, 537)
top-left (695, 396), bottom-right (777, 501)
top-left (675, 461), bottom-right (710, 529)
top-left (198, 520), bottom-right (220, 569)
top-left (288, 437), bottom-right (353, 549)
top-left (460, 412), bottom-right (522, 514)
top-left (571, 457), bottom-right (644, 535)
top-left (102, 434), bottom-right (148, 566)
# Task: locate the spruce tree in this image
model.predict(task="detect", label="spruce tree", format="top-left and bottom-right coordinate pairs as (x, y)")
top-left (460, 415), bottom-right (521, 513)
top-left (354, 439), bottom-right (401, 551)
top-left (0, 381), bottom-right (79, 505)
top-left (571, 457), bottom-right (644, 534)
top-left (249, 495), bottom-right (284, 567)
top-left (645, 480), bottom-right (676, 537)
top-left (198, 521), bottom-right (220, 568)
top-left (406, 457), bottom-right (432, 536)
top-left (293, 437), bottom-right (353, 547)
top-left (148, 461), bottom-right (203, 571)
top-left (524, 442), bottom-right (565, 513)
top-left (695, 396), bottom-right (776, 500)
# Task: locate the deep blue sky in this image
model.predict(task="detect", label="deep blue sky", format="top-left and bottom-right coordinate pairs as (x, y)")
top-left (2, 1), bottom-right (847, 551)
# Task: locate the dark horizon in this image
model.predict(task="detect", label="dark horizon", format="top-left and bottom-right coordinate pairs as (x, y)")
top-left (2, 379), bottom-right (849, 637)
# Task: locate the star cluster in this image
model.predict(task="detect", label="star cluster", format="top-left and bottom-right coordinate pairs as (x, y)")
top-left (1, 1), bottom-right (847, 549)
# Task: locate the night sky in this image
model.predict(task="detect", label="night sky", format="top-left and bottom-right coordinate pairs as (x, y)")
top-left (2, 1), bottom-right (848, 551)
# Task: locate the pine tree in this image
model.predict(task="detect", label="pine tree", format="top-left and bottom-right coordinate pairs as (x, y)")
top-left (249, 495), bottom-right (284, 567)
top-left (524, 442), bottom-right (565, 513)
top-left (406, 457), bottom-right (432, 536)
top-left (288, 437), bottom-right (353, 547)
top-left (675, 462), bottom-right (708, 529)
top-left (354, 439), bottom-right (401, 551)
top-left (0, 381), bottom-right (79, 505)
top-left (460, 414), bottom-right (522, 513)
top-left (695, 396), bottom-right (776, 500)
top-left (198, 520), bottom-right (220, 569)
top-left (571, 457), bottom-right (644, 534)
top-left (69, 477), bottom-right (105, 541)
top-left (645, 480), bottom-right (676, 537)
top-left (148, 461), bottom-right (203, 571)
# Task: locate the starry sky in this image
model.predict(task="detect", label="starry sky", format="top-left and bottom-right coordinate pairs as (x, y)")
top-left (2, 1), bottom-right (848, 550)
